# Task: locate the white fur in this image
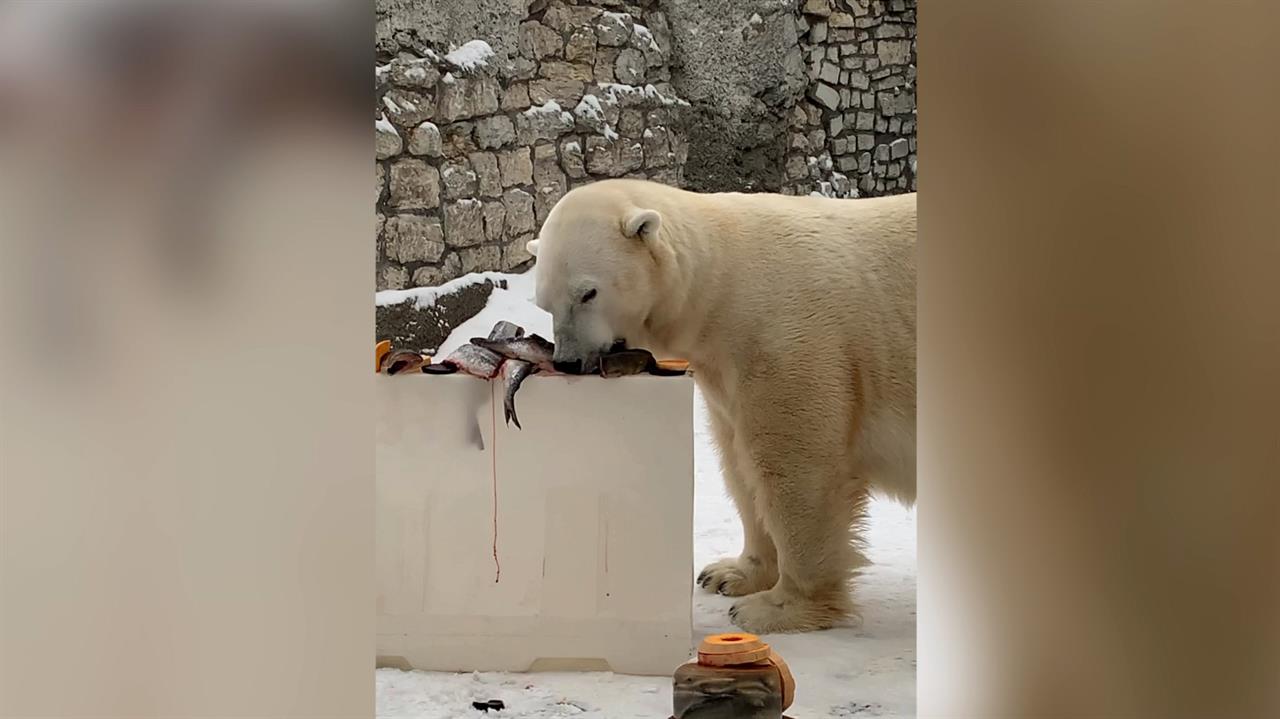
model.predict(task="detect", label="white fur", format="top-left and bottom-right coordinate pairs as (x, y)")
top-left (532, 179), bottom-right (916, 632)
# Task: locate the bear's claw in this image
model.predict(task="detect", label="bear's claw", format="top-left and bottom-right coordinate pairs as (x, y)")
top-left (697, 557), bottom-right (778, 598)
top-left (728, 587), bottom-right (857, 634)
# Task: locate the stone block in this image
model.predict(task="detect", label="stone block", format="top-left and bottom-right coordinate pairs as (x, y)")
top-left (443, 199), bottom-right (485, 247)
top-left (388, 159), bottom-right (440, 210)
top-left (473, 116), bottom-right (515, 149)
top-left (471, 152), bottom-right (502, 197)
top-left (385, 215), bottom-right (445, 263)
top-left (441, 159), bottom-right (478, 199)
top-left (498, 147), bottom-right (533, 187)
top-left (502, 189), bottom-right (537, 235)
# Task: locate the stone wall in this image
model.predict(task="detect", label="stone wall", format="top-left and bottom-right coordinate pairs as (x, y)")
top-left (375, 0), bottom-right (690, 291)
top-left (374, 0), bottom-right (915, 290)
top-left (783, 0), bottom-right (916, 198)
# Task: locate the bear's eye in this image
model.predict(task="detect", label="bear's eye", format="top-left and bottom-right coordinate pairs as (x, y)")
top-left (581, 288), bottom-right (597, 304)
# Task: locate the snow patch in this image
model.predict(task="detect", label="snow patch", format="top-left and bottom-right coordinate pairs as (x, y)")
top-left (602, 125), bottom-right (619, 140)
top-left (573, 94), bottom-right (606, 121)
top-left (444, 39), bottom-right (494, 71)
top-left (375, 271), bottom-right (515, 310)
top-left (440, 165), bottom-right (472, 182)
top-left (381, 95), bottom-right (401, 114)
top-left (442, 72), bottom-right (456, 84)
top-left (524, 99), bottom-right (575, 125)
top-left (599, 82), bottom-right (690, 107)
top-left (633, 24), bottom-right (661, 52)
top-left (375, 63), bottom-right (391, 81)
top-left (429, 271), bottom-right (551, 358)
top-left (524, 100), bottom-right (565, 115)
top-left (375, 113), bottom-right (398, 137)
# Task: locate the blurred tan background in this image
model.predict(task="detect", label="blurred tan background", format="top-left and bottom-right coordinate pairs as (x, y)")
top-left (920, 1), bottom-right (1280, 717)
top-left (0, 3), bottom-right (374, 717)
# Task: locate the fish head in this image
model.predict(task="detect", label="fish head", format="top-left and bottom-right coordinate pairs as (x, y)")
top-left (529, 183), bottom-right (666, 373)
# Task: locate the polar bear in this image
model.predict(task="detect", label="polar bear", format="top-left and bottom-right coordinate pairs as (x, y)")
top-left (527, 179), bottom-right (915, 633)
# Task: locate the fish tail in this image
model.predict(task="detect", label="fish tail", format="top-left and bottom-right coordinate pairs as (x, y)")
top-left (504, 363), bottom-right (531, 430)
top-left (503, 385), bottom-right (522, 430)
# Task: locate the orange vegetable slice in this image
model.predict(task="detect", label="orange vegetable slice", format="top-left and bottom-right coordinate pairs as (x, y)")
top-left (375, 340), bottom-right (392, 373)
top-left (696, 633), bottom-right (771, 665)
top-left (767, 649), bottom-right (795, 710)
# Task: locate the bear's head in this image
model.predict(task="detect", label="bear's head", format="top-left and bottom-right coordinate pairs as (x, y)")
top-left (527, 182), bottom-right (666, 374)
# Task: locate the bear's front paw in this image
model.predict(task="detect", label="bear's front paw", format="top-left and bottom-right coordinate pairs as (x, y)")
top-left (728, 587), bottom-right (855, 634)
top-left (696, 557), bottom-right (777, 597)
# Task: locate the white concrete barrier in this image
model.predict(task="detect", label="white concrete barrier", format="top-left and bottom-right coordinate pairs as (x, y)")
top-left (376, 372), bottom-right (694, 676)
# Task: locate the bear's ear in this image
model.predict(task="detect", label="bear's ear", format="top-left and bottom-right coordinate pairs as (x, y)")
top-left (622, 208), bottom-right (661, 242)
top-left (525, 238), bottom-right (540, 256)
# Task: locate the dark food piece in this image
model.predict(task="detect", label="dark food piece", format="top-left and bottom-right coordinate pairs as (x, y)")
top-left (598, 349), bottom-right (651, 377)
top-left (599, 348), bottom-right (684, 377)
top-left (383, 349), bottom-right (426, 375)
top-left (471, 699), bottom-right (505, 712)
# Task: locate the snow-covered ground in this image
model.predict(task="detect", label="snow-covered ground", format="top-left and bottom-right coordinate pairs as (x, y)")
top-left (376, 271), bottom-right (916, 718)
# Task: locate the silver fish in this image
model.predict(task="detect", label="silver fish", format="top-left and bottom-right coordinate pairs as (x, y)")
top-left (487, 321), bottom-right (525, 341)
top-left (468, 334), bottom-right (556, 373)
top-left (501, 359), bottom-right (534, 429)
top-left (440, 343), bottom-right (503, 379)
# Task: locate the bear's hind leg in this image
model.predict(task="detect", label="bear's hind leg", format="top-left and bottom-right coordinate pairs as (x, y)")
top-left (697, 403), bottom-right (779, 597)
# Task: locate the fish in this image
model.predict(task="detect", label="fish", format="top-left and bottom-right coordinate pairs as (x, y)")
top-left (598, 349), bottom-right (651, 377)
top-left (411, 324), bottom-right (685, 432)
top-left (487, 321), bottom-right (525, 341)
top-left (383, 349), bottom-right (427, 375)
top-left (500, 359), bottom-right (534, 429)
top-left (471, 334), bottom-right (555, 429)
top-left (437, 343), bottom-right (504, 379)
top-left (598, 348), bottom-right (686, 377)
top-left (468, 334), bottom-right (556, 373)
